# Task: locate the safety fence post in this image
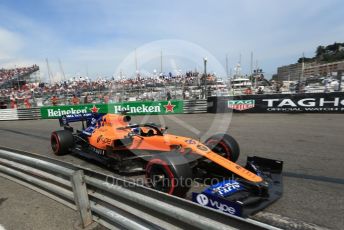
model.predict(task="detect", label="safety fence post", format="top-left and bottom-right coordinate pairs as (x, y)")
top-left (71, 170), bottom-right (93, 228)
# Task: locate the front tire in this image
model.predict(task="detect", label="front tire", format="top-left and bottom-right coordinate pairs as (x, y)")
top-left (145, 153), bottom-right (192, 197)
top-left (205, 133), bottom-right (240, 162)
top-left (51, 130), bottom-right (74, 156)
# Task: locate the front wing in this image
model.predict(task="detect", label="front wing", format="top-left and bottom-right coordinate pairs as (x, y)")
top-left (192, 156), bottom-right (283, 217)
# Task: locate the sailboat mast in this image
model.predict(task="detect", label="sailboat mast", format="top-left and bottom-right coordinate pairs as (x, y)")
top-left (250, 52), bottom-right (253, 76)
top-left (160, 49), bottom-right (163, 74)
top-left (301, 52), bottom-right (305, 82)
top-left (226, 54), bottom-right (229, 78)
top-left (45, 58), bottom-right (53, 84)
top-left (135, 49), bottom-right (138, 79)
top-left (58, 58), bottom-right (66, 81)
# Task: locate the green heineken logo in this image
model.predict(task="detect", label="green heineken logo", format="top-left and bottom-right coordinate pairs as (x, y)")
top-left (90, 105), bottom-right (100, 113)
top-left (41, 104), bottom-right (108, 119)
top-left (40, 100), bottom-right (183, 119)
top-left (113, 104), bottom-right (162, 114)
top-left (163, 101), bottom-right (176, 112)
top-left (228, 100), bottom-right (255, 111)
top-left (112, 101), bottom-right (180, 114)
top-left (47, 107), bottom-right (89, 117)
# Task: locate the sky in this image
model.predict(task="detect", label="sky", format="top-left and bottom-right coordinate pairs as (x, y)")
top-left (0, 0), bottom-right (344, 81)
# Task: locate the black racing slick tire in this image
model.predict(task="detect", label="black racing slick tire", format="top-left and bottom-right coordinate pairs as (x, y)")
top-left (145, 153), bottom-right (192, 197)
top-left (51, 130), bottom-right (74, 156)
top-left (205, 133), bottom-right (240, 162)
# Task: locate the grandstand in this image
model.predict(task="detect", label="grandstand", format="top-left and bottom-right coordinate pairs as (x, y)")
top-left (0, 65), bottom-right (40, 108)
top-left (0, 65), bottom-right (229, 108)
top-left (0, 65), bottom-right (39, 89)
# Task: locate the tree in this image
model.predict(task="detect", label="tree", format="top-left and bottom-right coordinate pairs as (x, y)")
top-left (316, 46), bottom-right (325, 57)
top-left (297, 57), bottom-right (314, 63)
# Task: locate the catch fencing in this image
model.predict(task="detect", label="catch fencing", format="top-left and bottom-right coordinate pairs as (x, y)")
top-left (0, 146), bottom-right (276, 230)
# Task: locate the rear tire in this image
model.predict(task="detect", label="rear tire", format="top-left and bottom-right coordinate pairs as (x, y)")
top-left (145, 153), bottom-right (192, 197)
top-left (205, 133), bottom-right (240, 162)
top-left (51, 130), bottom-right (74, 156)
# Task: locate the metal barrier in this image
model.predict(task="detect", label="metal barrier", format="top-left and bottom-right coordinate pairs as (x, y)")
top-left (0, 108), bottom-right (42, 120)
top-left (0, 109), bottom-right (19, 121)
top-left (0, 146), bottom-right (277, 230)
top-left (183, 99), bottom-right (207, 113)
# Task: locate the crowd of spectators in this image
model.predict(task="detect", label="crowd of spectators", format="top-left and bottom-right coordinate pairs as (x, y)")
top-left (0, 66), bottom-right (223, 108)
top-left (107, 71), bottom-right (217, 89)
top-left (0, 65), bottom-right (39, 85)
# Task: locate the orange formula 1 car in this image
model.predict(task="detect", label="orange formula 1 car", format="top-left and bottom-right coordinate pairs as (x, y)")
top-left (51, 112), bottom-right (283, 216)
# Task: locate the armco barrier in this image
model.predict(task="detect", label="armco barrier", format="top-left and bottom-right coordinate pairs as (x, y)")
top-left (0, 146), bottom-right (277, 230)
top-left (0, 108), bottom-right (42, 120)
top-left (183, 99), bottom-right (207, 113)
top-left (0, 109), bottom-right (19, 121)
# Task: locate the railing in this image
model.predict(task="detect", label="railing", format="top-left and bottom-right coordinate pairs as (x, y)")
top-left (183, 99), bottom-right (207, 113)
top-left (0, 146), bottom-right (277, 230)
top-left (0, 108), bottom-right (41, 120)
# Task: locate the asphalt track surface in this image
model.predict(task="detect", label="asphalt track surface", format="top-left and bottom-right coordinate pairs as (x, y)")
top-left (0, 113), bottom-right (343, 230)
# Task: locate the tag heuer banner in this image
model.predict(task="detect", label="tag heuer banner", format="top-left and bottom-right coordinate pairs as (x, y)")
top-left (228, 100), bottom-right (255, 111)
top-left (40, 100), bottom-right (183, 119)
top-left (208, 92), bottom-right (344, 113)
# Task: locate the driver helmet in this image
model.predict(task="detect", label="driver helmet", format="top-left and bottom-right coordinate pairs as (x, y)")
top-left (131, 127), bottom-right (141, 135)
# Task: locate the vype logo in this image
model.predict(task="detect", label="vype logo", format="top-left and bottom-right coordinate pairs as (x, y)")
top-left (196, 194), bottom-right (209, 206)
top-left (195, 193), bottom-right (237, 215)
top-left (192, 192), bottom-right (242, 216)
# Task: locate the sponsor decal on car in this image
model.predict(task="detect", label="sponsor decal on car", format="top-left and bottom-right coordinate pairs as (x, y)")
top-left (192, 192), bottom-right (242, 217)
top-left (90, 146), bottom-right (105, 155)
top-left (203, 180), bottom-right (242, 197)
top-left (196, 144), bottom-right (209, 152)
top-left (96, 135), bottom-right (112, 145)
top-left (228, 100), bottom-right (255, 111)
top-left (185, 139), bottom-right (196, 145)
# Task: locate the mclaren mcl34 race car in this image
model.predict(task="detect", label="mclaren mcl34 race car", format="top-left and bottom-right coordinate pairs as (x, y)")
top-left (51, 112), bottom-right (283, 217)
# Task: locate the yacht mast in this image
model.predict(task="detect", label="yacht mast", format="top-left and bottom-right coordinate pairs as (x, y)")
top-left (250, 52), bottom-right (253, 76)
top-left (58, 58), bottom-right (66, 81)
top-left (45, 58), bottom-right (53, 84)
top-left (226, 54), bottom-right (229, 78)
top-left (160, 49), bottom-right (163, 74)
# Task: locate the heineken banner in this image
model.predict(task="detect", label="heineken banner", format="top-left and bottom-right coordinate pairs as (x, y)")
top-left (208, 92), bottom-right (344, 113)
top-left (40, 100), bottom-right (183, 119)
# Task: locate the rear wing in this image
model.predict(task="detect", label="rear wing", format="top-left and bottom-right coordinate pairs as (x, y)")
top-left (59, 113), bottom-right (103, 127)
